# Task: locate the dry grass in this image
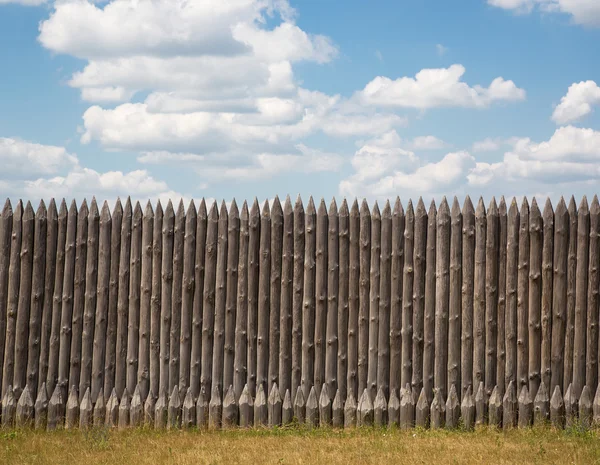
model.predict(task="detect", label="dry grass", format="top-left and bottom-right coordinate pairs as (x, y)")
top-left (2, 425), bottom-right (600, 465)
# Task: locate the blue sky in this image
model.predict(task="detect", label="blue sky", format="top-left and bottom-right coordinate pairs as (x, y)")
top-left (1, 0), bottom-right (599, 205)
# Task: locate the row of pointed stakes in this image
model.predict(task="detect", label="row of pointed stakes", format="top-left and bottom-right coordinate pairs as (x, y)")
top-left (2, 378), bottom-right (600, 430)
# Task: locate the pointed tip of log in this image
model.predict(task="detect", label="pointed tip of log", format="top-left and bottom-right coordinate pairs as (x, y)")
top-left (507, 197), bottom-right (518, 216)
top-left (382, 199), bottom-right (392, 217)
top-left (402, 198), bottom-right (413, 217)
top-left (360, 198), bottom-right (370, 214)
top-left (224, 385), bottom-right (236, 406)
top-left (371, 201), bottom-right (381, 218)
top-left (23, 201), bottom-right (35, 219)
top-left (499, 196), bottom-right (507, 214)
top-left (154, 199), bottom-right (163, 216)
top-left (196, 198), bottom-right (206, 217)
top-left (488, 196), bottom-right (498, 214)
top-left (271, 196), bottom-right (282, 216)
top-left (551, 385), bottom-right (563, 407)
top-left (169, 385), bottom-right (181, 407)
top-left (520, 196), bottom-right (529, 213)
top-left (18, 384), bottom-right (33, 405)
top-left (283, 195), bottom-right (293, 214)
top-left (2, 198), bottom-right (12, 216)
top-left (476, 197), bottom-right (486, 216)
top-left (535, 381), bottom-right (549, 402)
top-left (461, 385), bottom-right (474, 408)
top-left (133, 201), bottom-right (143, 219)
top-left (36, 382), bottom-right (48, 403)
top-left (177, 198), bottom-right (185, 215)
top-left (186, 199), bottom-right (197, 217)
top-left (218, 199), bottom-right (228, 217)
top-left (416, 388), bottom-right (428, 408)
top-left (462, 195), bottom-right (474, 215)
top-left (269, 383), bottom-right (281, 403)
top-left (530, 196), bottom-right (539, 212)
top-left (556, 196), bottom-right (566, 212)
top-left (475, 382), bottom-right (485, 401)
top-left (438, 196), bottom-right (449, 213)
top-left (111, 197), bottom-right (122, 215)
top-left (240, 200), bottom-right (249, 218)
top-left (208, 201), bottom-right (218, 220)
top-left (590, 195), bottom-right (600, 213)
top-left (543, 197), bottom-right (554, 216)
top-left (374, 388), bottom-right (386, 408)
top-left (328, 197), bottom-right (338, 216)
top-left (261, 199), bottom-right (271, 216)
top-left (319, 384), bottom-right (330, 404)
top-left (318, 198), bottom-right (327, 215)
top-left (293, 386), bottom-right (305, 407)
top-left (568, 195), bottom-right (577, 213)
top-left (164, 199), bottom-right (175, 218)
top-left (446, 384), bottom-right (458, 406)
top-left (489, 385), bottom-right (501, 404)
top-left (307, 386), bottom-right (318, 408)
top-left (518, 385), bottom-right (531, 404)
top-left (294, 193), bottom-right (303, 208)
top-left (580, 385), bottom-right (592, 404)
top-left (228, 199), bottom-right (239, 218)
top-left (579, 195), bottom-right (589, 212)
top-left (37, 198), bottom-right (47, 215)
top-left (306, 196), bottom-right (316, 214)
top-left (283, 389), bottom-right (292, 409)
top-left (141, 200), bottom-right (153, 217)
top-left (339, 198), bottom-right (349, 216)
top-left (358, 388), bottom-right (373, 410)
top-left (351, 198), bottom-right (359, 215)
top-left (428, 199), bottom-right (437, 215)
top-left (451, 196), bottom-right (461, 215)
top-left (414, 196), bottom-right (424, 211)
top-left (79, 198), bottom-right (89, 216)
top-left (504, 381), bottom-right (516, 402)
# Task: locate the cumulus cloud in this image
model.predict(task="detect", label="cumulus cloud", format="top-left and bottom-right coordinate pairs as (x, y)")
top-left (489, 0), bottom-right (600, 27)
top-left (0, 138), bottom-right (78, 177)
top-left (552, 80), bottom-right (600, 124)
top-left (356, 64), bottom-right (525, 109)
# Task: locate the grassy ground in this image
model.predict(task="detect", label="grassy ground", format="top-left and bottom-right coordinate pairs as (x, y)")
top-left (2, 425), bottom-right (600, 465)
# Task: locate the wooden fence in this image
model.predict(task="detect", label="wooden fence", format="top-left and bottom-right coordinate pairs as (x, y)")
top-left (1, 194), bottom-right (600, 430)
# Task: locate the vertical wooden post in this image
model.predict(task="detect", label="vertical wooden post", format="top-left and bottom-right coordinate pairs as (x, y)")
top-left (314, 199), bottom-right (328, 396)
top-left (348, 200), bottom-right (360, 400)
top-left (337, 199), bottom-right (349, 401)
top-left (551, 198), bottom-right (568, 393)
top-left (14, 201), bottom-right (35, 399)
top-left (234, 201), bottom-right (249, 400)
top-left (517, 198), bottom-right (530, 391)
top-left (224, 200), bottom-right (239, 392)
top-left (528, 199), bottom-right (543, 399)
top-left (170, 200), bottom-right (185, 394)
top-left (435, 198), bottom-right (450, 399)
top-left (279, 196), bottom-right (294, 397)
top-left (159, 201), bottom-right (174, 395)
top-left (574, 196), bottom-right (590, 397)
top-left (473, 198), bottom-right (486, 392)
top-left (0, 199), bottom-right (12, 396)
top-left (115, 198), bottom-right (132, 398)
top-left (79, 200), bottom-right (99, 400)
top-left (586, 196), bottom-right (600, 393)
top-left (326, 199), bottom-right (339, 397)
top-left (412, 199), bottom-right (427, 397)
top-left (541, 199), bottom-right (554, 392)
top-left (563, 197), bottom-right (577, 393)
top-left (505, 199), bottom-right (519, 392)
top-left (391, 198), bottom-right (406, 396)
top-left (138, 201), bottom-right (153, 401)
top-left (179, 201), bottom-right (196, 394)
top-left (461, 197), bottom-right (475, 398)
top-left (496, 198), bottom-right (508, 397)
top-left (246, 199), bottom-right (260, 396)
top-left (257, 200), bottom-right (271, 395)
top-left (367, 202), bottom-right (381, 398)
top-left (358, 200), bottom-right (370, 397)
top-left (126, 202), bottom-right (143, 396)
top-left (269, 198), bottom-right (283, 393)
top-left (485, 198), bottom-right (499, 398)
top-left (401, 200), bottom-right (415, 390)
top-left (149, 201), bottom-right (163, 400)
top-left (91, 202), bottom-right (111, 402)
top-left (27, 201), bottom-right (48, 399)
top-left (190, 200), bottom-right (206, 398)
top-left (104, 199), bottom-right (122, 396)
top-left (201, 202), bottom-right (218, 396)
top-left (301, 197), bottom-right (316, 399)
top-left (448, 198), bottom-right (462, 396)
top-left (376, 201), bottom-right (391, 397)
top-left (292, 196), bottom-right (305, 399)
top-left (423, 200), bottom-right (437, 403)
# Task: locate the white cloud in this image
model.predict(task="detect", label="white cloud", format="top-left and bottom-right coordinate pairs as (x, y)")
top-left (410, 135), bottom-right (448, 150)
top-left (436, 44), bottom-right (448, 56)
top-left (0, 0), bottom-right (46, 5)
top-left (0, 138), bottom-right (78, 177)
top-left (472, 137), bottom-right (503, 152)
top-left (552, 80), bottom-right (600, 124)
top-left (489, 0), bottom-right (600, 27)
top-left (356, 64), bottom-right (525, 109)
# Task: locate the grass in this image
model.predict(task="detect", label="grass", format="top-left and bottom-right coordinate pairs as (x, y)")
top-left (2, 425), bottom-right (600, 465)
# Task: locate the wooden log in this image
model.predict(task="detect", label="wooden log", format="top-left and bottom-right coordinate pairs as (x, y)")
top-left (586, 196), bottom-right (600, 393)
top-left (517, 198), bottom-right (530, 392)
top-left (410, 387), bottom-right (426, 429)
top-left (170, 200), bottom-right (185, 395)
top-left (1, 386), bottom-right (15, 428)
top-left (27, 201), bottom-right (48, 400)
top-left (518, 385), bottom-right (532, 428)
top-left (305, 385), bottom-right (319, 428)
top-left (2, 201), bottom-right (22, 398)
top-left (400, 383), bottom-right (415, 429)
top-left (435, 198), bottom-right (451, 399)
top-left (158, 201), bottom-right (174, 395)
top-left (373, 386), bottom-right (387, 427)
top-left (574, 197), bottom-right (590, 397)
top-left (138, 201), bottom-right (153, 401)
top-left (550, 385), bottom-right (565, 429)
top-left (496, 198), bottom-right (508, 397)
top-left (179, 201), bottom-right (196, 394)
top-left (358, 200), bottom-right (371, 397)
top-left (502, 380), bottom-right (517, 429)
top-left (541, 199), bottom-right (554, 392)
top-left (168, 385), bottom-right (181, 429)
top-left (315, 199), bottom-right (328, 397)
top-left (16, 384), bottom-right (34, 428)
top-left (548, 197), bottom-right (569, 392)
top-left (211, 201), bottom-right (228, 397)
top-left (222, 385), bottom-right (238, 428)
top-left (115, 199), bottom-right (132, 398)
top-left (391, 198), bottom-right (406, 397)
top-left (534, 380), bottom-right (549, 425)
top-left (104, 199), bottom-right (123, 396)
top-left (196, 386), bottom-right (208, 429)
top-left (257, 201), bottom-right (271, 395)
top-left (292, 196), bottom-right (305, 399)
top-left (337, 200), bottom-right (349, 401)
top-left (224, 201), bottom-right (240, 393)
top-left (239, 383), bottom-right (253, 427)
top-left (347, 199), bottom-right (360, 400)
top-left (424, 201), bottom-right (437, 403)
top-left (445, 384), bottom-right (460, 429)
top-left (563, 197), bottom-right (578, 393)
top-left (79, 200), bottom-right (98, 401)
top-left (268, 382), bottom-right (282, 427)
top-left (247, 199), bottom-right (260, 397)
top-left (318, 383), bottom-right (331, 427)
top-left (269, 198), bottom-right (283, 393)
top-left (91, 202), bottom-right (111, 402)
top-left (357, 388), bottom-right (373, 427)
top-left (473, 198), bottom-right (486, 392)
top-left (430, 388), bottom-right (444, 429)
top-left (68, 200), bottom-right (89, 398)
top-left (14, 201), bottom-right (35, 400)
top-left (47, 384), bottom-right (64, 430)
top-left (461, 196), bottom-right (475, 398)
top-left (301, 198), bottom-right (316, 398)
top-left (35, 382), bottom-right (49, 430)
top-left (154, 389), bottom-right (167, 429)
top-left (344, 390), bottom-right (357, 428)
top-left (377, 201), bottom-right (391, 397)
top-left (461, 385), bottom-right (475, 430)
top-left (191, 200), bottom-right (207, 398)
top-left (579, 385), bottom-right (592, 428)
top-left (280, 197), bottom-right (294, 398)
top-left (118, 388), bottom-right (130, 429)
top-left (149, 201), bottom-right (162, 399)
top-left (294, 386), bottom-right (305, 424)
top-left (283, 389), bottom-right (294, 425)
top-left (594, 385), bottom-right (600, 426)
top-left (486, 198), bottom-right (499, 398)
top-left (201, 202), bottom-right (218, 396)
top-left (388, 388), bottom-right (400, 427)
top-left (367, 202), bottom-right (381, 399)
top-left (94, 387), bottom-right (106, 427)
top-left (528, 198), bottom-right (543, 399)
top-left (105, 387), bottom-right (119, 428)
top-left (402, 200), bottom-right (415, 391)
top-left (254, 383), bottom-right (267, 427)
top-left (564, 383), bottom-right (577, 428)
top-left (143, 389), bottom-right (154, 426)
top-left (130, 384), bottom-right (143, 427)
top-left (65, 385), bottom-right (79, 429)
top-left (448, 198), bottom-right (462, 396)
top-left (505, 199), bottom-right (519, 393)
top-left (0, 200), bottom-right (13, 397)
top-left (79, 387), bottom-right (92, 429)
top-left (475, 381), bottom-right (486, 426)
top-left (234, 201), bottom-right (249, 400)
top-left (488, 385), bottom-right (502, 428)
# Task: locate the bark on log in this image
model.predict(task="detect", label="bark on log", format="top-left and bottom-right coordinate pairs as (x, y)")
top-left (435, 198), bottom-right (451, 399)
top-left (191, 200), bottom-right (207, 398)
top-left (377, 201), bottom-right (391, 397)
top-left (367, 202), bottom-right (381, 398)
top-left (224, 201), bottom-right (240, 393)
top-left (574, 197), bottom-right (590, 397)
top-left (292, 196), bottom-right (305, 399)
top-left (201, 202), bottom-right (218, 396)
top-left (541, 199), bottom-right (554, 392)
top-left (257, 201), bottom-right (271, 395)
top-left (170, 200), bottom-right (185, 394)
top-left (280, 197), bottom-right (294, 397)
top-left (391, 198), bottom-right (406, 396)
top-left (234, 202), bottom-right (249, 399)
top-left (486, 198), bottom-right (499, 398)
top-left (301, 198), bottom-right (316, 398)
top-left (0, 200), bottom-right (13, 396)
top-left (473, 198), bottom-right (486, 392)
top-left (461, 197), bottom-right (475, 398)
top-left (586, 196), bottom-right (600, 393)
top-left (517, 198), bottom-right (530, 391)
top-left (448, 198), bottom-right (462, 395)
top-left (337, 200), bottom-right (349, 401)
top-left (528, 199), bottom-right (543, 399)
top-left (115, 199), bottom-right (131, 398)
top-left (402, 200), bottom-right (415, 391)
top-left (505, 199), bottom-right (519, 394)
top-left (179, 201), bottom-right (196, 394)
top-left (563, 197), bottom-right (578, 393)
top-left (347, 199), bottom-right (360, 400)
top-left (269, 198), bottom-right (282, 393)
top-left (159, 201), bottom-right (174, 395)
top-left (314, 199), bottom-right (328, 397)
top-left (138, 201), bottom-right (153, 400)
top-left (424, 201), bottom-right (437, 403)
top-left (247, 199), bottom-right (260, 397)
top-left (149, 202), bottom-right (162, 399)
top-left (497, 198), bottom-right (508, 397)
top-left (358, 200), bottom-right (370, 397)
